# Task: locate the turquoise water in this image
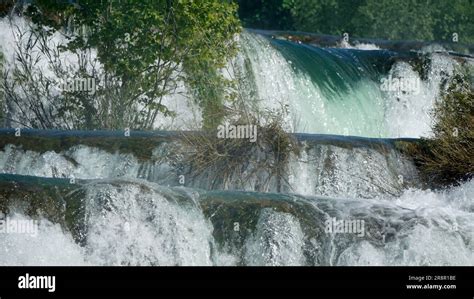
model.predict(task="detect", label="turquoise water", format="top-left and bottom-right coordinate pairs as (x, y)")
top-left (239, 32), bottom-right (460, 137)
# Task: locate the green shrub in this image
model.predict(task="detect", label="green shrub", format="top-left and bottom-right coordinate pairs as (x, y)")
top-left (408, 75), bottom-right (473, 186)
top-left (10, 0), bottom-right (241, 130)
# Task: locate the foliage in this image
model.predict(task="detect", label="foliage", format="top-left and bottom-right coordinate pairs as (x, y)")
top-left (184, 59), bottom-right (228, 130)
top-left (430, 0), bottom-right (474, 44)
top-left (237, 0), bottom-right (294, 30)
top-left (176, 54), bottom-right (301, 191)
top-left (352, 0), bottom-right (435, 41)
top-left (284, 0), bottom-right (363, 36)
top-left (11, 0), bottom-right (240, 130)
top-left (2, 25), bottom-right (97, 129)
top-left (407, 75), bottom-right (473, 186)
top-left (177, 116), bottom-right (300, 192)
top-left (238, 0), bottom-right (474, 44)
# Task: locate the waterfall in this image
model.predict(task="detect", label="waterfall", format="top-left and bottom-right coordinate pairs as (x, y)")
top-left (0, 17), bottom-right (472, 267)
top-left (237, 32), bottom-right (461, 138)
top-left (0, 130), bottom-right (420, 198)
top-left (1, 20), bottom-right (463, 136)
top-left (0, 174), bottom-right (472, 266)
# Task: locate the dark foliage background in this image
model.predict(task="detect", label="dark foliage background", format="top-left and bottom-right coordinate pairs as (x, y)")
top-left (237, 0), bottom-right (474, 44)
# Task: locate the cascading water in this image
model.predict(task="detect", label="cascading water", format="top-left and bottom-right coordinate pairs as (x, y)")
top-left (237, 32), bottom-right (463, 138)
top-left (239, 33), bottom-right (387, 136)
top-left (0, 17), bottom-right (473, 266)
top-left (0, 174), bottom-right (472, 266)
top-left (0, 20), bottom-right (465, 137)
top-left (0, 130), bottom-right (420, 198)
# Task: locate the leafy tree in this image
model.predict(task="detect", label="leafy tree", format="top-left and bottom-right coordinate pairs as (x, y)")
top-left (237, 0), bottom-right (474, 43)
top-left (284, 0), bottom-right (364, 35)
top-left (21, 0), bottom-right (241, 129)
top-left (237, 0), bottom-right (294, 30)
top-left (352, 0), bottom-right (474, 43)
top-left (351, 0), bottom-right (435, 41)
top-left (431, 0), bottom-right (474, 44)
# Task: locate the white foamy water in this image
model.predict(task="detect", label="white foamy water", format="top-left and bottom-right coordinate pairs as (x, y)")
top-left (288, 141), bottom-right (419, 199)
top-left (0, 178), bottom-right (471, 266)
top-left (237, 32), bottom-right (462, 138)
top-left (244, 209), bottom-right (306, 266)
top-left (335, 179), bottom-right (474, 266)
top-left (0, 137), bottom-right (420, 199)
top-left (0, 144), bottom-right (141, 179)
top-left (0, 213), bottom-right (88, 266)
top-left (0, 182), bottom-right (216, 266)
top-left (339, 40), bottom-right (381, 50)
top-left (83, 182), bottom-right (215, 266)
top-left (383, 55), bottom-right (458, 138)
top-left (0, 17), bottom-right (472, 267)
